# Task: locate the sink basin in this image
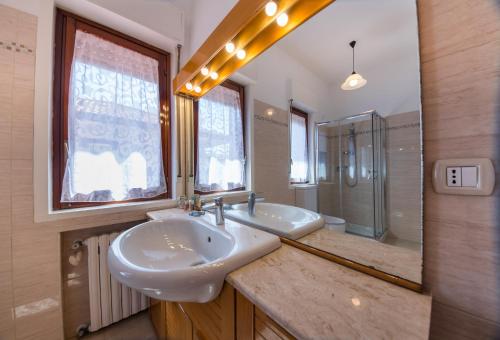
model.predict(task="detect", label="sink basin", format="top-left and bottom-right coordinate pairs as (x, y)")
top-left (225, 202), bottom-right (324, 240)
top-left (108, 210), bottom-right (280, 303)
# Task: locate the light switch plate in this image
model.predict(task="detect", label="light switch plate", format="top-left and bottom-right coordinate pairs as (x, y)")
top-left (461, 166), bottom-right (478, 187)
top-left (432, 158), bottom-right (495, 196)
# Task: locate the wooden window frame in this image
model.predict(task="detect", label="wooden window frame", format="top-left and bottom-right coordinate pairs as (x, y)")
top-left (193, 79), bottom-right (246, 195)
top-left (290, 106), bottom-right (309, 185)
top-left (52, 9), bottom-right (172, 210)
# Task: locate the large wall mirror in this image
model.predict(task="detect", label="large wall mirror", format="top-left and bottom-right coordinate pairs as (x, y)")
top-left (189, 0), bottom-right (422, 288)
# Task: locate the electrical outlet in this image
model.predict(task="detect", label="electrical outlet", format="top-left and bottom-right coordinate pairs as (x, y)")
top-left (446, 167), bottom-right (461, 187)
top-left (433, 158), bottom-right (495, 196)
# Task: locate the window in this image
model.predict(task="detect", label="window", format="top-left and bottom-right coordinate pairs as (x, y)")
top-left (52, 10), bottom-right (171, 209)
top-left (194, 80), bottom-right (246, 194)
top-left (290, 107), bottom-right (309, 184)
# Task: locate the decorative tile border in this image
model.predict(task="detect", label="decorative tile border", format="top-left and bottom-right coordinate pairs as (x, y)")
top-left (254, 114), bottom-right (288, 128)
top-left (0, 40), bottom-right (34, 54)
top-left (322, 122), bottom-right (420, 139)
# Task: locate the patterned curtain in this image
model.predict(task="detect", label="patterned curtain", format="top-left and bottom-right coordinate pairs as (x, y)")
top-left (61, 30), bottom-right (166, 202)
top-left (195, 85), bottom-right (245, 192)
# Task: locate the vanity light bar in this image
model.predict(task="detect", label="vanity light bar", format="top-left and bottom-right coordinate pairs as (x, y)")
top-left (175, 0), bottom-right (334, 97)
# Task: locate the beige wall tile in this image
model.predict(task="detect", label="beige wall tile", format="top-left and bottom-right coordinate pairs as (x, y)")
top-left (419, 0), bottom-right (500, 335)
top-left (0, 5), bottom-right (17, 43)
top-left (253, 99), bottom-right (295, 205)
top-left (430, 301), bottom-right (500, 340)
top-left (14, 306), bottom-right (62, 340)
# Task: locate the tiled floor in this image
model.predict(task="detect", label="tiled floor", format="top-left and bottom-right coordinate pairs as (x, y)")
top-left (83, 311), bottom-right (157, 340)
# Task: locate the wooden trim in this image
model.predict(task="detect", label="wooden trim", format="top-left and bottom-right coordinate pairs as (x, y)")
top-left (56, 8), bottom-right (168, 56)
top-left (290, 106), bottom-right (309, 185)
top-left (52, 9), bottom-right (172, 209)
top-left (281, 238), bottom-right (423, 292)
top-left (193, 80), bottom-right (247, 195)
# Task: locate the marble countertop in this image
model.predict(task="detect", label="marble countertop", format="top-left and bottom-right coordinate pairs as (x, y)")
top-left (226, 244), bottom-right (432, 340)
top-left (298, 227), bottom-right (422, 283)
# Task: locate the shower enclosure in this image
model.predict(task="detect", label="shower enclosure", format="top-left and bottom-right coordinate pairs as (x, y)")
top-left (316, 111), bottom-right (387, 240)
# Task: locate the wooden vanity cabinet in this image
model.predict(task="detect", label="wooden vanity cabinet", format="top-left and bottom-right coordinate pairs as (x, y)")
top-left (150, 283), bottom-right (295, 340)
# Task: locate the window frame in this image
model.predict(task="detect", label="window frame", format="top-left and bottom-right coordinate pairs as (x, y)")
top-left (52, 9), bottom-right (172, 210)
top-left (290, 106), bottom-right (310, 185)
top-left (193, 79), bottom-right (246, 195)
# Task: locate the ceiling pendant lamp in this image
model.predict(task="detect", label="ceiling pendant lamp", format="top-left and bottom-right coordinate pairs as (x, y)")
top-left (341, 40), bottom-right (367, 91)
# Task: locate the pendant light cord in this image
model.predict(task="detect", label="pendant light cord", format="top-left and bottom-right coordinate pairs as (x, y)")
top-left (350, 40), bottom-right (356, 74)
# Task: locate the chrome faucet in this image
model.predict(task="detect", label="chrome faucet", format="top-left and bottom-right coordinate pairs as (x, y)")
top-left (248, 192), bottom-right (256, 216)
top-left (203, 196), bottom-right (225, 225)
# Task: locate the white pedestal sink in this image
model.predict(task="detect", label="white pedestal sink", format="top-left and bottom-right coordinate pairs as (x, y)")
top-left (225, 202), bottom-right (325, 240)
top-left (108, 209), bottom-right (280, 303)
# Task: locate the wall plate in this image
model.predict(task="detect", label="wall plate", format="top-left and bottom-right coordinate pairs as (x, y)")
top-left (432, 158), bottom-right (495, 196)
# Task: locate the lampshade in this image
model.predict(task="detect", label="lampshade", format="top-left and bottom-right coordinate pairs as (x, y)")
top-left (341, 40), bottom-right (367, 91)
top-left (341, 72), bottom-right (367, 90)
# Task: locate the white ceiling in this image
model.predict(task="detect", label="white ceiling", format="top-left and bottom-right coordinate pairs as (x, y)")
top-left (275, 0), bottom-right (420, 86)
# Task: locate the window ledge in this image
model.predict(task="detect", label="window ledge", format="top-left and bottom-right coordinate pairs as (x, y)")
top-left (35, 198), bottom-right (178, 223)
top-left (289, 183), bottom-right (318, 189)
top-left (199, 190), bottom-right (251, 202)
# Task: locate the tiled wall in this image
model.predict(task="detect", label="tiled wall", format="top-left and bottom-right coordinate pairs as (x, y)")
top-left (0, 5), bottom-right (162, 339)
top-left (419, 0), bottom-right (500, 338)
top-left (386, 111), bottom-right (421, 243)
top-left (253, 99), bottom-right (295, 205)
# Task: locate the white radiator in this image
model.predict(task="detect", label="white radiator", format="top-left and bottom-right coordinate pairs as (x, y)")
top-left (85, 232), bottom-right (149, 332)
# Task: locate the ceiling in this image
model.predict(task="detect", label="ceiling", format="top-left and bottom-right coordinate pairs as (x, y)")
top-left (275, 0), bottom-right (420, 86)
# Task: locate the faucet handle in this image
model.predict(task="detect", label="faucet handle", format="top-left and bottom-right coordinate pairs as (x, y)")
top-left (213, 196), bottom-right (224, 206)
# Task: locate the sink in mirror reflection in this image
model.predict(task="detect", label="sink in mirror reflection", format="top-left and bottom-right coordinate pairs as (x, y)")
top-left (225, 202), bottom-right (325, 240)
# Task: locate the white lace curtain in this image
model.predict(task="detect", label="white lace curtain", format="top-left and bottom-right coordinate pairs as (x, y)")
top-left (290, 113), bottom-right (309, 183)
top-left (61, 30), bottom-right (167, 202)
top-left (195, 85), bottom-right (245, 192)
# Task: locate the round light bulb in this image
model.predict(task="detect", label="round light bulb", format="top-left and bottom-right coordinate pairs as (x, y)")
top-left (210, 71), bottom-right (219, 80)
top-left (349, 78), bottom-right (359, 87)
top-left (194, 85), bottom-right (201, 93)
top-left (236, 49), bottom-right (246, 60)
top-left (276, 13), bottom-right (288, 27)
top-left (266, 108), bottom-right (274, 116)
top-left (201, 67), bottom-right (209, 76)
top-left (185, 82), bottom-right (193, 91)
top-left (265, 1), bottom-right (278, 16)
top-left (225, 42), bottom-right (235, 53)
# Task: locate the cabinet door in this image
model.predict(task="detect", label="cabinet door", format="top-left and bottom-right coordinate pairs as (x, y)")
top-left (150, 298), bottom-right (166, 339)
top-left (235, 291), bottom-right (295, 340)
top-left (166, 302), bottom-right (193, 340)
top-left (180, 284), bottom-right (235, 340)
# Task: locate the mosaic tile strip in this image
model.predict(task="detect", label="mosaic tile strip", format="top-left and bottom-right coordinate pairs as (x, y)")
top-left (0, 40), bottom-right (34, 54)
top-left (254, 114), bottom-right (288, 128)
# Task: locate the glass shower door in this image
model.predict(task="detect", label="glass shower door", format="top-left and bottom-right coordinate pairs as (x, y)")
top-left (337, 111), bottom-right (387, 240)
top-left (338, 113), bottom-right (376, 238)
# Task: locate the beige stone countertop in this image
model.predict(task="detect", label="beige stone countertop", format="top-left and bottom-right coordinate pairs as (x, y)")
top-left (226, 244), bottom-right (431, 340)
